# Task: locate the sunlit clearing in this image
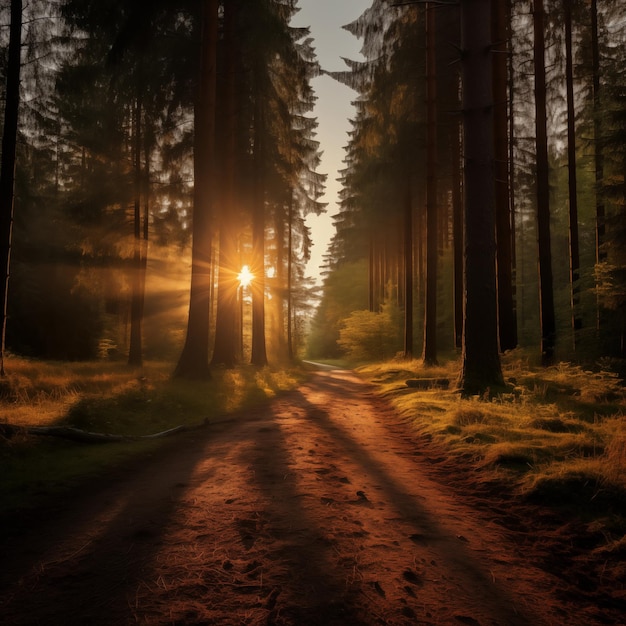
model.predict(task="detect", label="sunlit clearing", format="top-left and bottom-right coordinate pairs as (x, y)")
top-left (238, 265), bottom-right (253, 287)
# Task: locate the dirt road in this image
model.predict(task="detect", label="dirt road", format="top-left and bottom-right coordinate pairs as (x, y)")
top-left (0, 368), bottom-right (615, 625)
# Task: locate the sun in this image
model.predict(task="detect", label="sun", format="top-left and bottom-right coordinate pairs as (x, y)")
top-left (237, 265), bottom-right (253, 288)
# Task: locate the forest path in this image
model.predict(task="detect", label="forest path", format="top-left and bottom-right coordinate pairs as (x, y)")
top-left (0, 368), bottom-right (603, 625)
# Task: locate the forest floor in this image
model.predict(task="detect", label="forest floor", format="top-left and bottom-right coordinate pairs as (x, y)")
top-left (0, 366), bottom-right (624, 625)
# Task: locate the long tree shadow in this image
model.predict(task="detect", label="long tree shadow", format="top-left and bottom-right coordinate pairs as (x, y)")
top-left (0, 428), bottom-right (220, 625)
top-left (0, 378), bottom-right (368, 626)
top-left (0, 370), bottom-right (543, 625)
top-left (238, 405), bottom-right (366, 625)
top-left (279, 372), bottom-right (539, 626)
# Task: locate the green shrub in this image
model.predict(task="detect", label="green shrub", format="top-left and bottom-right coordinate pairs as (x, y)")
top-left (338, 309), bottom-right (399, 362)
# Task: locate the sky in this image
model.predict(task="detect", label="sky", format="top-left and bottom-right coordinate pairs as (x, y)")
top-left (290, 0), bottom-right (371, 283)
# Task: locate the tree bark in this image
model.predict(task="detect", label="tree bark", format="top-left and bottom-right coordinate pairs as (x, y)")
top-left (0, 0), bottom-right (22, 376)
top-left (174, 0), bottom-right (218, 379)
top-left (564, 0), bottom-right (581, 347)
top-left (492, 0), bottom-right (517, 352)
top-left (422, 3), bottom-right (438, 366)
top-left (591, 0), bottom-right (604, 331)
top-left (129, 94), bottom-right (144, 367)
top-left (250, 60), bottom-right (268, 367)
top-left (459, 0), bottom-right (504, 395)
top-left (533, 0), bottom-right (556, 366)
top-left (507, 0), bottom-right (517, 347)
top-left (287, 193), bottom-right (294, 361)
top-left (451, 117), bottom-right (463, 350)
top-left (211, 0), bottom-right (239, 367)
top-left (368, 235), bottom-right (375, 313)
top-left (403, 182), bottom-right (414, 359)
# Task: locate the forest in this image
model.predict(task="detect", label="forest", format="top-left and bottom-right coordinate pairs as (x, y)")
top-left (0, 0), bottom-right (624, 390)
top-left (2, 1), bottom-right (626, 623)
top-left (0, 0), bottom-right (325, 378)
top-left (308, 0), bottom-right (626, 390)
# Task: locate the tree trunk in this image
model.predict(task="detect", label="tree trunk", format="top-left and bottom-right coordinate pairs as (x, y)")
top-left (0, 0), bottom-right (22, 377)
top-left (210, 225), bottom-right (238, 367)
top-left (507, 0), bottom-right (517, 347)
top-left (403, 182), bottom-right (414, 359)
top-left (250, 60), bottom-right (268, 367)
top-left (141, 126), bottom-right (151, 351)
top-left (174, 0), bottom-right (218, 379)
top-left (211, 0), bottom-right (239, 367)
top-left (492, 0), bottom-right (517, 352)
top-left (451, 117), bottom-right (463, 350)
top-left (368, 234), bottom-right (375, 312)
top-left (273, 204), bottom-right (287, 359)
top-left (564, 0), bottom-right (581, 347)
top-left (422, 3), bottom-right (438, 366)
top-left (287, 193), bottom-right (294, 361)
top-left (129, 94), bottom-right (144, 367)
top-left (459, 0), bottom-right (504, 396)
top-left (591, 0), bottom-right (604, 331)
top-left (533, 0), bottom-right (556, 366)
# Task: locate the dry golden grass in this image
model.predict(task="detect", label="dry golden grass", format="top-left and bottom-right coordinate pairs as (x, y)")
top-left (359, 352), bottom-right (626, 516)
top-left (603, 417), bottom-right (626, 485)
top-left (0, 358), bottom-right (166, 427)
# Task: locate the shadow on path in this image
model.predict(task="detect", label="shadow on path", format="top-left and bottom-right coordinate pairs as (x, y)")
top-left (0, 370), bottom-right (562, 625)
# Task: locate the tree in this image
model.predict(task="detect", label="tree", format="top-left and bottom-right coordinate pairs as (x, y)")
top-left (563, 0), bottom-right (581, 346)
top-left (595, 5), bottom-right (626, 356)
top-left (174, 0), bottom-right (218, 379)
top-left (458, 0), bottom-right (504, 395)
top-left (493, 0), bottom-right (517, 352)
top-left (250, 53), bottom-right (268, 367)
top-left (128, 94), bottom-right (145, 367)
top-left (233, 2), bottom-right (322, 366)
top-left (533, 0), bottom-right (557, 366)
top-left (0, 0), bottom-right (22, 376)
top-left (56, 0), bottom-right (196, 363)
top-left (590, 0), bottom-right (605, 330)
top-left (451, 117), bottom-right (463, 349)
top-left (211, 0), bottom-right (240, 368)
top-left (422, 3), bottom-right (438, 366)
top-left (330, 2), bottom-right (428, 344)
top-left (403, 182), bottom-right (414, 359)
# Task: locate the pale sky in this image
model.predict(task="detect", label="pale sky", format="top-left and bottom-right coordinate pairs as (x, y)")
top-left (291, 0), bottom-right (371, 283)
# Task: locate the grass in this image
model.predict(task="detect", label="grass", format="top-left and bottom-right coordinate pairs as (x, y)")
top-left (0, 356), bottom-right (307, 513)
top-left (358, 352), bottom-right (626, 531)
top-left (3, 351), bottom-right (626, 545)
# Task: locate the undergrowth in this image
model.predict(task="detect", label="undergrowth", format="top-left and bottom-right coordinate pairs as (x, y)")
top-left (359, 352), bottom-right (626, 536)
top-left (0, 357), bottom-right (306, 513)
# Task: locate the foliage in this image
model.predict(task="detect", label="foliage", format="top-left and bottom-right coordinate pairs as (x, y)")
top-left (337, 302), bottom-right (401, 363)
top-left (317, 0), bottom-right (626, 371)
top-left (306, 259), bottom-right (369, 359)
top-left (0, 0), bottom-right (325, 368)
top-left (7, 262), bottom-right (103, 360)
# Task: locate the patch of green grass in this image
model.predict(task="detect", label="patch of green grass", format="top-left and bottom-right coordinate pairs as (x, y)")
top-left (0, 357), bottom-right (307, 513)
top-left (0, 435), bottom-right (163, 512)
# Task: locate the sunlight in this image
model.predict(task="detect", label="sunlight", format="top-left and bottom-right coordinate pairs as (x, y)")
top-left (237, 265), bottom-right (253, 288)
